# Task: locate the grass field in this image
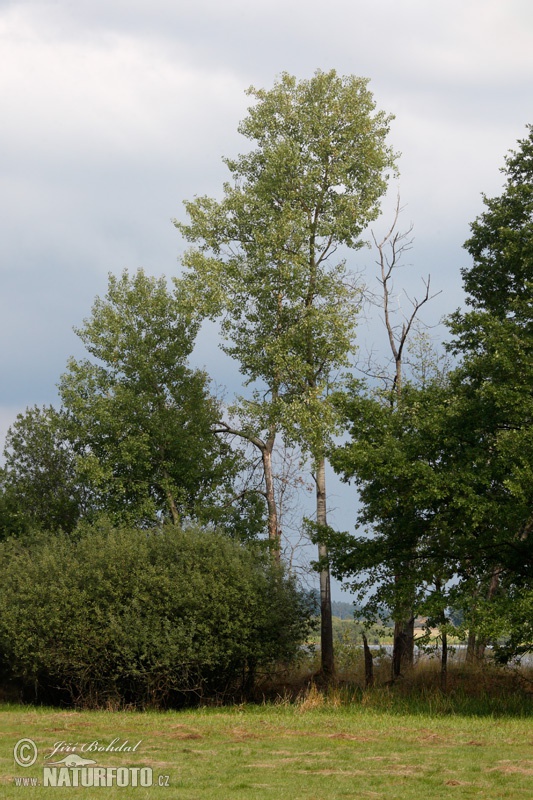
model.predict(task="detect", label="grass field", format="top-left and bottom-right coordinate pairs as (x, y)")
top-left (1, 679), bottom-right (532, 800)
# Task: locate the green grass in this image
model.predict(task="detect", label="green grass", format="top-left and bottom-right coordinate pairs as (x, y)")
top-left (1, 685), bottom-right (532, 800)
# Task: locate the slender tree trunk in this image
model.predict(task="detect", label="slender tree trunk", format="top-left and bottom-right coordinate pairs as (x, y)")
top-left (391, 566), bottom-right (415, 679)
top-left (316, 456), bottom-right (335, 680)
top-left (163, 470), bottom-right (180, 525)
top-left (440, 629), bottom-right (448, 693)
top-left (213, 421), bottom-right (280, 561)
top-left (468, 567), bottom-right (500, 663)
top-left (262, 444), bottom-right (280, 562)
top-left (465, 578), bottom-right (479, 663)
top-left (362, 632), bottom-right (374, 688)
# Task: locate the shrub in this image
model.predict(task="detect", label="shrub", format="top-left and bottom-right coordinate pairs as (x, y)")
top-left (0, 522), bottom-right (314, 707)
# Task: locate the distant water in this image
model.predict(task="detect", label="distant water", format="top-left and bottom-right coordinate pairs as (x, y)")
top-left (367, 643), bottom-right (533, 667)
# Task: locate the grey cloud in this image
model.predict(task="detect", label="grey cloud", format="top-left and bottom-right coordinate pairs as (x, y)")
top-left (1, 0), bottom-right (532, 599)
top-left (1, 0), bottom-right (532, 430)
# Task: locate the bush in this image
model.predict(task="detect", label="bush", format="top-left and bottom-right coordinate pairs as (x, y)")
top-left (0, 522), bottom-right (314, 707)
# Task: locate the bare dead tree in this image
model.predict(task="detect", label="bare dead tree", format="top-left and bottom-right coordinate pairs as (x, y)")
top-left (370, 196), bottom-right (440, 400)
top-left (368, 197), bottom-right (441, 679)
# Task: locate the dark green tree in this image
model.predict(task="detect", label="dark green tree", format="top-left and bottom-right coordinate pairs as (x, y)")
top-left (460, 124), bottom-right (533, 315)
top-left (329, 126), bottom-right (533, 666)
top-left (444, 125), bottom-right (533, 657)
top-left (329, 378), bottom-right (457, 665)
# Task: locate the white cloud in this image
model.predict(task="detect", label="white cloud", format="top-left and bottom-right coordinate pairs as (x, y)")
top-left (0, 14), bottom-right (245, 164)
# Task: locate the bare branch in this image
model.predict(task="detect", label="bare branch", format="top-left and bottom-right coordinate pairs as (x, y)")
top-left (212, 421), bottom-right (266, 453)
top-left (368, 196), bottom-right (441, 397)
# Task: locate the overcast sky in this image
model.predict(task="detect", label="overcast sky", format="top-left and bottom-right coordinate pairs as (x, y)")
top-left (1, 1), bottom-right (532, 585)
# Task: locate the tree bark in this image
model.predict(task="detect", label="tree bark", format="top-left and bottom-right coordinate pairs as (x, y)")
top-left (440, 629), bottom-right (448, 693)
top-left (467, 567), bottom-right (500, 663)
top-left (262, 444), bottom-right (281, 562)
top-left (466, 629), bottom-right (477, 663)
top-left (392, 616), bottom-right (415, 679)
top-left (214, 421), bottom-right (280, 561)
top-left (316, 456), bottom-right (335, 680)
top-left (163, 470), bottom-right (180, 525)
top-left (362, 632), bottom-right (374, 688)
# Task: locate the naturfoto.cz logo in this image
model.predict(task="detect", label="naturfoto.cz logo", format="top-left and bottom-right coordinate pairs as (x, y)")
top-left (13, 737), bottom-right (170, 788)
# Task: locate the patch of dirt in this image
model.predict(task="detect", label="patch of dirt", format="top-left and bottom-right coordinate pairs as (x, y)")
top-left (415, 729), bottom-right (449, 744)
top-left (230, 727), bottom-right (261, 741)
top-left (419, 734), bottom-right (447, 744)
top-left (137, 760), bottom-right (174, 769)
top-left (328, 732), bottom-right (374, 742)
top-left (272, 750), bottom-right (330, 756)
top-left (247, 757), bottom-right (321, 767)
top-left (488, 760), bottom-right (533, 775)
top-left (45, 721), bottom-right (93, 730)
top-left (295, 769), bottom-right (367, 776)
top-left (153, 726), bottom-right (202, 740)
top-left (282, 728), bottom-right (378, 741)
top-left (384, 764), bottom-right (419, 777)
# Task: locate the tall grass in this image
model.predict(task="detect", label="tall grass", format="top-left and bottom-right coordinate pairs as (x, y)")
top-left (257, 650), bottom-right (533, 717)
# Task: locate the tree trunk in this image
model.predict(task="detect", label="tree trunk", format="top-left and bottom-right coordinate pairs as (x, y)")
top-left (392, 615), bottom-right (415, 679)
top-left (362, 632), bottom-right (374, 688)
top-left (262, 445), bottom-right (280, 562)
top-left (440, 629), bottom-right (448, 693)
top-left (163, 470), bottom-right (180, 525)
top-left (467, 567), bottom-right (500, 663)
top-left (466, 631), bottom-right (488, 662)
top-left (316, 456), bottom-right (335, 681)
top-left (213, 422), bottom-right (281, 562)
top-left (466, 629), bottom-right (477, 663)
